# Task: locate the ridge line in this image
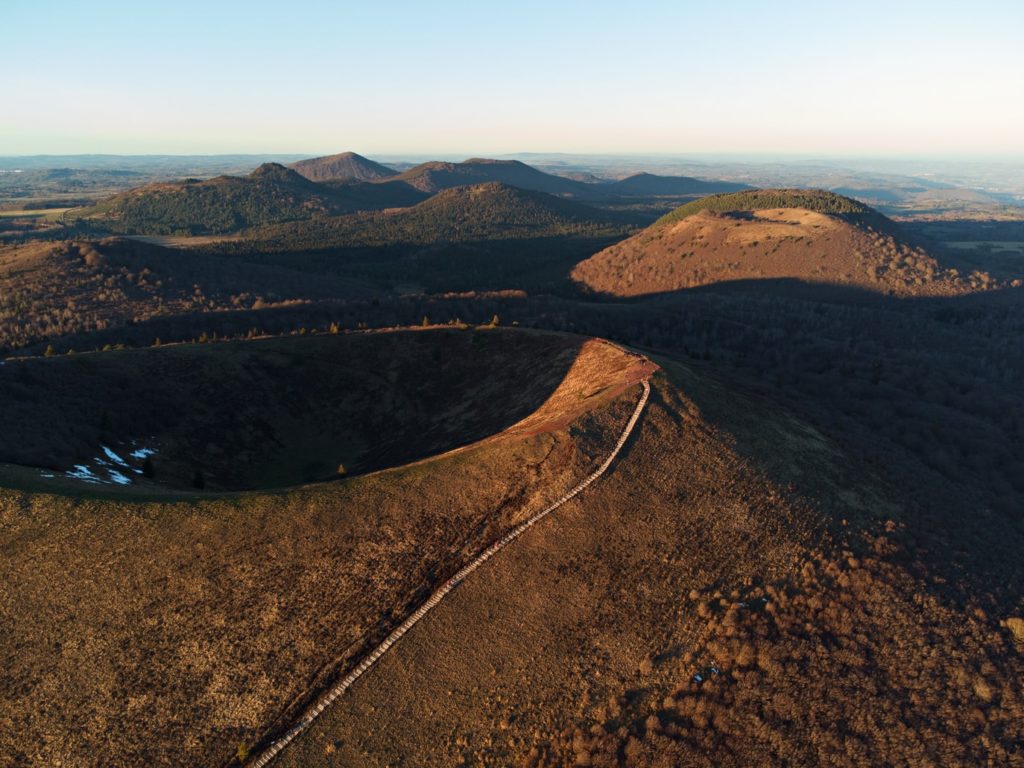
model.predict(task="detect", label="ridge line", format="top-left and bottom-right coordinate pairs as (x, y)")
top-left (248, 375), bottom-right (652, 767)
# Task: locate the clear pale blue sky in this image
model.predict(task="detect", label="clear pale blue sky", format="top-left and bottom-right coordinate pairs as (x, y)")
top-left (2, 0), bottom-right (1022, 156)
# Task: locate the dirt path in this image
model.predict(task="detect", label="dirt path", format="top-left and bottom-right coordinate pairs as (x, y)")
top-left (249, 376), bottom-right (652, 767)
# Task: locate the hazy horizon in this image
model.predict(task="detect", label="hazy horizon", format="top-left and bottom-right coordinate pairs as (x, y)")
top-left (3, 151), bottom-right (1024, 162)
top-left (3, 0), bottom-right (1023, 156)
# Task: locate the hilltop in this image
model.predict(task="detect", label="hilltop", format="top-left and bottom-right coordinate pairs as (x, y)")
top-left (70, 163), bottom-right (425, 235)
top-left (653, 188), bottom-right (879, 226)
top-left (572, 188), bottom-right (991, 297)
top-left (387, 158), bottom-right (593, 196)
top-left (289, 152), bottom-right (398, 182)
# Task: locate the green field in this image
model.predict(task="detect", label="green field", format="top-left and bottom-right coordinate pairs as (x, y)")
top-left (0, 207), bottom-right (71, 220)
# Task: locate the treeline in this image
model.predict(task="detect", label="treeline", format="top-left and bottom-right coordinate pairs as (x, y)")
top-left (656, 188), bottom-right (874, 227)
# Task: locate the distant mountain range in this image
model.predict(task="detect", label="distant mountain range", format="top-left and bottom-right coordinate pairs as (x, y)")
top-left (384, 158), bottom-right (746, 199)
top-left (604, 171), bottom-right (747, 197)
top-left (70, 153), bottom-right (747, 235)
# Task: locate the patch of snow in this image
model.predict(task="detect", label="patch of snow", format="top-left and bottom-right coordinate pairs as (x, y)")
top-left (101, 446), bottom-right (129, 466)
top-left (129, 447), bottom-right (156, 460)
top-left (107, 469), bottom-right (132, 485)
top-left (67, 465), bottom-right (103, 483)
top-left (693, 673), bottom-right (703, 683)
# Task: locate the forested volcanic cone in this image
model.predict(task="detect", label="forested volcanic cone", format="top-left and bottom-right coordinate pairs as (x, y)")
top-left (572, 189), bottom-right (991, 297)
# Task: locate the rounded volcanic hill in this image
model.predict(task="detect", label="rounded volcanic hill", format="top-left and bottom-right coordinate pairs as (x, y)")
top-left (71, 163), bottom-right (341, 235)
top-left (571, 189), bottom-right (990, 298)
top-left (289, 151), bottom-right (398, 182)
top-left (70, 163), bottom-right (423, 236)
top-left (388, 158), bottom-right (590, 196)
top-left (378, 182), bottom-right (623, 239)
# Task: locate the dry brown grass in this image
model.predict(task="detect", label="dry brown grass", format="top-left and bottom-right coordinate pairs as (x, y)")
top-left (572, 209), bottom-right (991, 298)
top-left (532, 551), bottom-right (1024, 767)
top-left (3, 331), bottom-right (1021, 767)
top-left (0, 330), bottom-right (642, 767)
top-left (272, 364), bottom-right (1023, 768)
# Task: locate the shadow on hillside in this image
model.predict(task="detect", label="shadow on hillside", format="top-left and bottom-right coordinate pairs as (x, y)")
top-left (621, 280), bottom-right (1024, 612)
top-left (0, 329), bottom-right (587, 494)
top-left (579, 272), bottom-right (1024, 307)
top-left (223, 233), bottom-right (618, 296)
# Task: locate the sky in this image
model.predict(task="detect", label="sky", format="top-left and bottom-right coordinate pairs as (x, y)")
top-left (2, 0), bottom-right (1023, 156)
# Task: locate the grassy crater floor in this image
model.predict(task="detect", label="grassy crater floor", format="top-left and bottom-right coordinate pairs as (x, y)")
top-left (0, 328), bottom-right (630, 492)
